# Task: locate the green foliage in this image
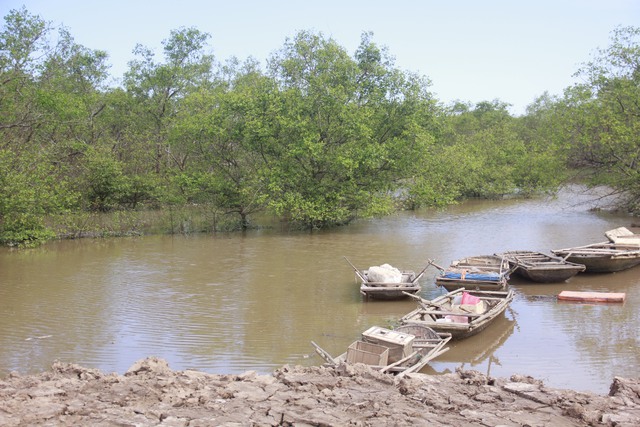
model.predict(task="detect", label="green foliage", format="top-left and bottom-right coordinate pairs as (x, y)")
top-left (170, 64), bottom-right (275, 228)
top-left (0, 216), bottom-right (56, 248)
top-left (117, 173), bottom-right (161, 209)
top-left (2, 7), bottom-right (638, 246)
top-left (82, 148), bottom-right (128, 212)
top-left (263, 30), bottom-right (438, 227)
top-left (426, 100), bottom-right (565, 204)
top-left (559, 26), bottom-right (640, 213)
top-left (0, 149), bottom-right (76, 246)
top-left (123, 27), bottom-right (214, 177)
top-left (405, 150), bottom-right (462, 209)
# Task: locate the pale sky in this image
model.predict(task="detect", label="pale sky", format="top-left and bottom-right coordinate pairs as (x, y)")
top-left (2, 1), bottom-right (639, 115)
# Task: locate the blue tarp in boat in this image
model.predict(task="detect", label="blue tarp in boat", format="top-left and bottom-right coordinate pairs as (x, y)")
top-left (443, 271), bottom-right (501, 281)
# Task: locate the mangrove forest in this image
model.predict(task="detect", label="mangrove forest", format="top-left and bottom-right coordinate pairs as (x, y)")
top-left (1, 7), bottom-right (639, 246)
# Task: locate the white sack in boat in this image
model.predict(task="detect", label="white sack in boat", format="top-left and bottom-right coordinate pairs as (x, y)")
top-left (367, 264), bottom-right (402, 283)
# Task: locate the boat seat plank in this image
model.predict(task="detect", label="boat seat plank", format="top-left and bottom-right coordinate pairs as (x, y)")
top-left (417, 309), bottom-right (481, 318)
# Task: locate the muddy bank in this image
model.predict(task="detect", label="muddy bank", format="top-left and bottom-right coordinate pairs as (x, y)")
top-left (0, 357), bottom-right (638, 426)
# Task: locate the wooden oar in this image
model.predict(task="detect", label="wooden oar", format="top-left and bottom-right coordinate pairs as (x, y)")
top-left (403, 291), bottom-right (448, 310)
top-left (429, 260), bottom-right (447, 272)
top-left (311, 341), bottom-right (337, 365)
top-left (404, 290), bottom-right (478, 314)
top-left (343, 256), bottom-right (368, 283)
top-left (411, 259), bottom-right (436, 284)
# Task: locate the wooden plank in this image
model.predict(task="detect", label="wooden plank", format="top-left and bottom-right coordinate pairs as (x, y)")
top-left (605, 227), bottom-right (640, 245)
top-left (414, 309), bottom-right (480, 318)
top-left (557, 290), bottom-right (626, 303)
top-left (379, 351), bottom-right (418, 373)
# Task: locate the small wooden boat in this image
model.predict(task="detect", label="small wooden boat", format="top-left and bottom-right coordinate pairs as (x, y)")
top-left (344, 257), bottom-right (433, 300)
top-left (497, 250), bottom-right (586, 283)
top-left (433, 255), bottom-right (511, 291)
top-left (551, 242), bottom-right (640, 273)
top-left (399, 288), bottom-right (515, 339)
top-left (311, 325), bottom-right (451, 378)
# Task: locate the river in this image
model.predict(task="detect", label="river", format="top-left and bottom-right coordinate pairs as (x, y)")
top-left (0, 185), bottom-right (638, 394)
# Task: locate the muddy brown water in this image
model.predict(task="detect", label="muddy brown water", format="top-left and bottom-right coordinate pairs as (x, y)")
top-left (1, 185), bottom-right (638, 394)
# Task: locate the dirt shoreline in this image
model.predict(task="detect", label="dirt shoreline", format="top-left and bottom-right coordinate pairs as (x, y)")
top-left (0, 357), bottom-right (638, 426)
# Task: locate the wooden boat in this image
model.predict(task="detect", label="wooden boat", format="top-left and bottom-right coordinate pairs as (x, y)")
top-left (551, 242), bottom-right (640, 273)
top-left (344, 257), bottom-right (433, 300)
top-left (311, 325), bottom-right (451, 378)
top-left (433, 255), bottom-right (511, 291)
top-left (497, 250), bottom-right (586, 283)
top-left (399, 288), bottom-right (515, 339)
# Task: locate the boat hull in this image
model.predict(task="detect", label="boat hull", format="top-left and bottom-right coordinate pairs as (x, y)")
top-left (560, 255), bottom-right (640, 273)
top-left (552, 242), bottom-right (640, 273)
top-left (360, 269), bottom-right (421, 300)
top-left (498, 250), bottom-right (586, 283)
top-left (514, 266), bottom-right (584, 282)
top-left (400, 289), bottom-right (515, 340)
top-left (435, 255), bottom-right (510, 291)
top-left (435, 277), bottom-right (507, 292)
top-left (311, 326), bottom-right (451, 377)
top-left (360, 284), bottom-right (421, 300)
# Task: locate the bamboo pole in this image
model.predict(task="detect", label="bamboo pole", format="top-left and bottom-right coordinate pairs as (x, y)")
top-left (343, 256), bottom-right (368, 283)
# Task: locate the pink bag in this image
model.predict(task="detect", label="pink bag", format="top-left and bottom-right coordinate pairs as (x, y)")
top-left (461, 292), bottom-right (481, 305)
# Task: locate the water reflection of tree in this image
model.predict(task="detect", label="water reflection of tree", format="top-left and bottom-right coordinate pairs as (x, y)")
top-left (461, 307), bottom-right (518, 376)
top-left (551, 283), bottom-right (640, 383)
top-left (426, 308), bottom-right (518, 377)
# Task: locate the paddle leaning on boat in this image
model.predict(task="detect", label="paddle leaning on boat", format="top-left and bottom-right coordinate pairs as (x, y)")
top-left (343, 257), bottom-right (434, 300)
